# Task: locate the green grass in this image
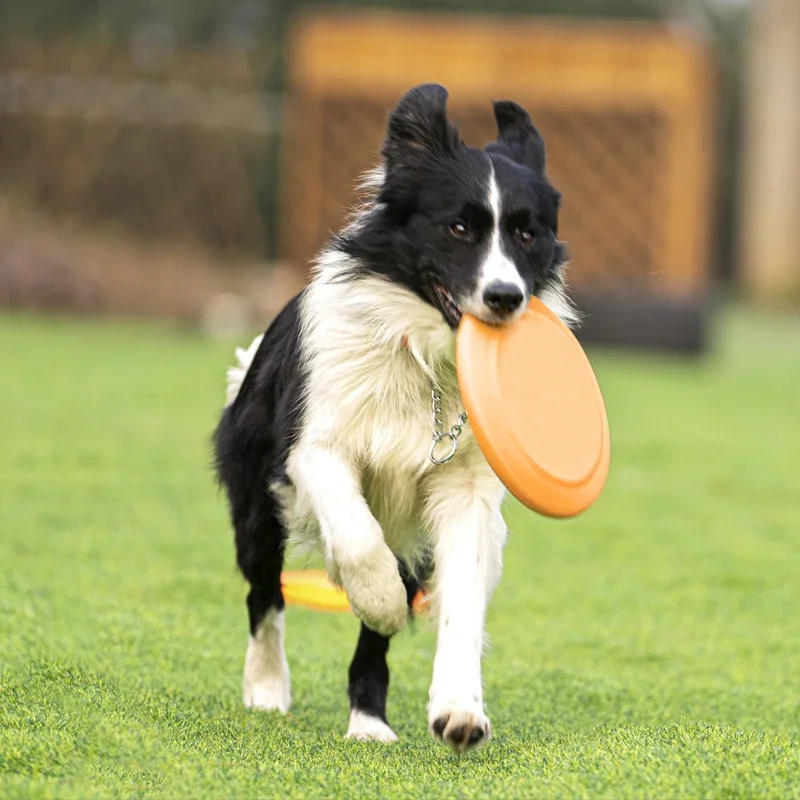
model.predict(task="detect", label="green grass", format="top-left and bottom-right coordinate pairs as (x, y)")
top-left (1, 308), bottom-right (799, 799)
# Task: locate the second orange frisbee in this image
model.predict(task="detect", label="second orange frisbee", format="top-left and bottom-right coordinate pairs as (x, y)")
top-left (456, 297), bottom-right (610, 518)
top-left (281, 570), bottom-right (352, 613)
top-left (281, 570), bottom-right (430, 615)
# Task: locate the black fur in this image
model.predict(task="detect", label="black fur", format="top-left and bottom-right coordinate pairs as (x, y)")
top-left (213, 294), bottom-right (305, 634)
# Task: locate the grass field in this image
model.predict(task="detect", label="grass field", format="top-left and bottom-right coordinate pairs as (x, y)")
top-left (1, 308), bottom-right (799, 799)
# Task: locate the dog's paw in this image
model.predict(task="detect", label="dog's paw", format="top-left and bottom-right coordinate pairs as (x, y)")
top-left (243, 676), bottom-right (291, 714)
top-left (345, 710), bottom-right (399, 743)
top-left (339, 544), bottom-right (407, 636)
top-left (242, 613), bottom-right (291, 713)
top-left (429, 704), bottom-right (492, 753)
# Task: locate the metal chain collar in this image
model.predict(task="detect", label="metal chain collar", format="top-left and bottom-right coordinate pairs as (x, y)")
top-left (428, 386), bottom-right (469, 465)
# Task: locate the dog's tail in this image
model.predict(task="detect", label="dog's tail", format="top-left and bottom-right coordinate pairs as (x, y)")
top-left (224, 334), bottom-right (263, 407)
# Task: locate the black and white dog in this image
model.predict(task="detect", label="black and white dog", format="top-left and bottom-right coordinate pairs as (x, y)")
top-left (213, 84), bottom-right (576, 753)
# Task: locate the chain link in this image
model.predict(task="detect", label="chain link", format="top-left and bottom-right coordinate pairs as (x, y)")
top-left (428, 386), bottom-right (469, 465)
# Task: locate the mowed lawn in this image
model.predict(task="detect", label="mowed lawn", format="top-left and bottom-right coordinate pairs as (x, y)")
top-left (1, 308), bottom-right (799, 799)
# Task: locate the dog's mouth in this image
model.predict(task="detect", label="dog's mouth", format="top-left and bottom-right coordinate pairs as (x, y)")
top-left (433, 284), bottom-right (462, 328)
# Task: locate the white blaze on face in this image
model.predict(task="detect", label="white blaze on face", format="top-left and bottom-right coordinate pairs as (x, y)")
top-left (460, 162), bottom-right (527, 321)
top-left (480, 164), bottom-right (526, 295)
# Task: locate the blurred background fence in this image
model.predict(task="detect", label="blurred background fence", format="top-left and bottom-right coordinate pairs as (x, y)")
top-left (0, 0), bottom-right (797, 350)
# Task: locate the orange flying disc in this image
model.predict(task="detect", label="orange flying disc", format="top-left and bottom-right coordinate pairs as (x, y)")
top-left (281, 570), bottom-right (352, 613)
top-left (456, 297), bottom-right (610, 518)
top-left (281, 570), bottom-right (429, 615)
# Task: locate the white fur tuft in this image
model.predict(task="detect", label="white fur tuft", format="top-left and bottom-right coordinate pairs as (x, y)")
top-left (539, 280), bottom-right (581, 328)
top-left (225, 334), bottom-right (263, 407)
top-left (345, 710), bottom-right (399, 743)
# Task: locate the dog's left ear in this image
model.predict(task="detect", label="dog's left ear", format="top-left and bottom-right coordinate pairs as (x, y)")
top-left (489, 100), bottom-right (546, 174)
top-left (381, 83), bottom-right (460, 172)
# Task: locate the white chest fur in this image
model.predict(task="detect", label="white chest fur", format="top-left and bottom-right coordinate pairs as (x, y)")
top-left (283, 256), bottom-right (485, 563)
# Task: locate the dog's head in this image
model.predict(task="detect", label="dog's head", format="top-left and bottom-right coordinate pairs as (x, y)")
top-left (371, 83), bottom-right (570, 329)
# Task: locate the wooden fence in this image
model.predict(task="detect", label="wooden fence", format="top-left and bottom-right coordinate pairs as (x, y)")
top-left (280, 11), bottom-right (717, 348)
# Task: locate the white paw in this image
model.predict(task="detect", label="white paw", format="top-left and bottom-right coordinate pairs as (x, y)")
top-left (243, 676), bottom-right (290, 713)
top-left (429, 701), bottom-right (492, 753)
top-left (242, 610), bottom-right (291, 713)
top-left (345, 710), bottom-right (398, 743)
top-left (339, 544), bottom-right (408, 636)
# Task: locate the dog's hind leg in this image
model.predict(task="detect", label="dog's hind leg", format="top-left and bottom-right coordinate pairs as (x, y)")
top-left (233, 489), bottom-right (291, 714)
top-left (345, 563), bottom-right (420, 742)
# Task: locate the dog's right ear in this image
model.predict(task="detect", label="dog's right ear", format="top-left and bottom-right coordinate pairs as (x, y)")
top-left (381, 84), bottom-right (460, 172)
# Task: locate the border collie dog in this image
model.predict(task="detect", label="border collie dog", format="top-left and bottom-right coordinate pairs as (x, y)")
top-left (214, 83), bottom-right (575, 753)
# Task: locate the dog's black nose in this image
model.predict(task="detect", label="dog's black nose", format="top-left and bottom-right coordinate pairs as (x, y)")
top-left (482, 281), bottom-right (524, 314)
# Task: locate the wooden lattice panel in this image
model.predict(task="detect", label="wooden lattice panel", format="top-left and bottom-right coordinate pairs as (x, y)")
top-left (0, 46), bottom-right (275, 255)
top-left (282, 12), bottom-right (715, 297)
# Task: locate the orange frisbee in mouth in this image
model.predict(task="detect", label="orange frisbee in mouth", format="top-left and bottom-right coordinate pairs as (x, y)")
top-left (456, 297), bottom-right (610, 518)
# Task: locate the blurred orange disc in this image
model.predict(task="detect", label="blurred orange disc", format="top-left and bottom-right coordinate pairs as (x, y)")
top-left (282, 570), bottom-right (429, 615)
top-left (456, 297), bottom-right (610, 518)
top-left (282, 570), bottom-right (351, 613)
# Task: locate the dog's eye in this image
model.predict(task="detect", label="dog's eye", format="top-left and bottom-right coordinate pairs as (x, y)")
top-left (516, 229), bottom-right (535, 246)
top-left (449, 221), bottom-right (469, 238)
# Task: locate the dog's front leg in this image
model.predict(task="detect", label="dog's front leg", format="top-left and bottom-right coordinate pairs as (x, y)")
top-left (289, 445), bottom-right (407, 636)
top-left (424, 466), bottom-right (507, 752)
